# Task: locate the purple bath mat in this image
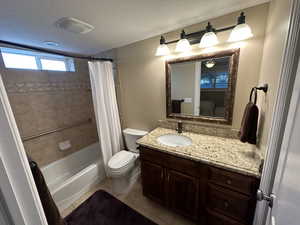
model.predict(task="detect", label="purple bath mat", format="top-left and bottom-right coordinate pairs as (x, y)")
top-left (65, 190), bottom-right (157, 225)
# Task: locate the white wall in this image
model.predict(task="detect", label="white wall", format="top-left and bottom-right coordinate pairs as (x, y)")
top-left (0, 191), bottom-right (13, 225)
top-left (256, 0), bottom-right (295, 152)
top-left (0, 74), bottom-right (47, 225)
top-left (270, 58), bottom-right (300, 225)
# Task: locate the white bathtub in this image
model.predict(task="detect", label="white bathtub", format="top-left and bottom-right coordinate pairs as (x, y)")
top-left (41, 142), bottom-right (106, 211)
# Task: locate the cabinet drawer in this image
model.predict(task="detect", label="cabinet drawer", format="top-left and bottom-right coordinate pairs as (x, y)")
top-left (207, 184), bottom-right (255, 224)
top-left (166, 154), bottom-right (206, 178)
top-left (140, 147), bottom-right (167, 166)
top-left (140, 146), bottom-right (206, 178)
top-left (206, 209), bottom-right (244, 225)
top-left (209, 167), bottom-right (258, 195)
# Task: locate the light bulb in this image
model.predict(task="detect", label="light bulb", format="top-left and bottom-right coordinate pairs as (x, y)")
top-left (199, 32), bottom-right (219, 48)
top-left (228, 23), bottom-right (253, 42)
top-left (175, 39), bottom-right (191, 52)
top-left (155, 44), bottom-right (170, 56)
top-left (205, 60), bottom-right (216, 68)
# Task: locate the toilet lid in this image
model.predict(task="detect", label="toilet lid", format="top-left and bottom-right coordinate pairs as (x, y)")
top-left (108, 150), bottom-right (135, 170)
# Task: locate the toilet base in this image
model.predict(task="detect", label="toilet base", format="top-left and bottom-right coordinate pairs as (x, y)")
top-left (111, 165), bottom-right (140, 194)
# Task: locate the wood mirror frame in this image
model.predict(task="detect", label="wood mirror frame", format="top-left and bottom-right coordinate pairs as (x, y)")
top-left (166, 48), bottom-right (240, 125)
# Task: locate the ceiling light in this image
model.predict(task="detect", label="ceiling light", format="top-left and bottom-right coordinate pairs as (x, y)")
top-left (156, 36), bottom-right (170, 56)
top-left (43, 41), bottom-right (59, 47)
top-left (55, 17), bottom-right (94, 34)
top-left (199, 23), bottom-right (219, 48)
top-left (205, 60), bottom-right (215, 68)
top-left (176, 30), bottom-right (191, 52)
top-left (228, 12), bottom-right (253, 42)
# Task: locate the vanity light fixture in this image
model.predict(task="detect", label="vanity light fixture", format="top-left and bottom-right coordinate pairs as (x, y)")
top-left (205, 60), bottom-right (216, 68)
top-left (228, 12), bottom-right (253, 42)
top-left (199, 23), bottom-right (219, 48)
top-left (155, 36), bottom-right (170, 56)
top-left (175, 30), bottom-right (192, 52)
top-left (155, 12), bottom-right (253, 56)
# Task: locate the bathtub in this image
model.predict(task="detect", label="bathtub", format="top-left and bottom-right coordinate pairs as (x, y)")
top-left (41, 142), bottom-right (106, 211)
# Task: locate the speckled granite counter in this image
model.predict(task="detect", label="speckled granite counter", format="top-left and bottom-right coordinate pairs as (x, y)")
top-left (137, 127), bottom-right (262, 178)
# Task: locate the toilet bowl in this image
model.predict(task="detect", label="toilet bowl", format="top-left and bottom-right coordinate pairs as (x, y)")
top-left (107, 128), bottom-right (148, 194)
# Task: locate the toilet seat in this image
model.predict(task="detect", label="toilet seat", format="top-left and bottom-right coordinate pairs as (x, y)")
top-left (108, 151), bottom-right (137, 174)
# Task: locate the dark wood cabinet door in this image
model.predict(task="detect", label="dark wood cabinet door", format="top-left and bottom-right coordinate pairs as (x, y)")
top-left (206, 209), bottom-right (244, 225)
top-left (207, 184), bottom-right (255, 224)
top-left (141, 160), bottom-right (165, 204)
top-left (167, 169), bottom-right (199, 220)
top-left (140, 147), bottom-right (259, 225)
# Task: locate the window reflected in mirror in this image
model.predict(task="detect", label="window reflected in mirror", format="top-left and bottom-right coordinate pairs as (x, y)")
top-left (199, 57), bottom-right (230, 117)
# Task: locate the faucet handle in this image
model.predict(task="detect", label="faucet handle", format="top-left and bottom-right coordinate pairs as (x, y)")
top-left (176, 120), bottom-right (183, 133)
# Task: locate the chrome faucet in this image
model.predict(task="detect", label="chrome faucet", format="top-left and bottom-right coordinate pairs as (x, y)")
top-left (176, 121), bottom-right (183, 134)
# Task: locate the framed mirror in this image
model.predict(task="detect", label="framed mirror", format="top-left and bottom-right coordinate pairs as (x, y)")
top-left (166, 49), bottom-right (239, 124)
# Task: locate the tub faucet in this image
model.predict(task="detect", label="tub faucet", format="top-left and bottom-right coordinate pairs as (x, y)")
top-left (176, 121), bottom-right (183, 134)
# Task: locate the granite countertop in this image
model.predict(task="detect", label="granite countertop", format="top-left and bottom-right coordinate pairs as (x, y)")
top-left (137, 127), bottom-right (262, 178)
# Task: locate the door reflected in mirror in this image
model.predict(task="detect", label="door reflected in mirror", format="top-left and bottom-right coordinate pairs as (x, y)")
top-left (166, 49), bottom-right (239, 124)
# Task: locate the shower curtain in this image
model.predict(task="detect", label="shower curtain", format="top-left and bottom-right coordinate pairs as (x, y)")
top-left (88, 61), bottom-right (123, 174)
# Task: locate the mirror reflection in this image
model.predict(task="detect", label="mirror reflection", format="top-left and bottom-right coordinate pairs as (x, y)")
top-left (170, 56), bottom-right (230, 118)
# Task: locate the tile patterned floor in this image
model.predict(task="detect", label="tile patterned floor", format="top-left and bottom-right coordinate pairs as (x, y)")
top-left (61, 178), bottom-right (197, 225)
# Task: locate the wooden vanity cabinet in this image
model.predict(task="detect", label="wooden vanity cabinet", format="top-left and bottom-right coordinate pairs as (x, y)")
top-left (167, 169), bottom-right (199, 219)
top-left (140, 146), bottom-right (260, 225)
top-left (141, 160), bottom-right (166, 205)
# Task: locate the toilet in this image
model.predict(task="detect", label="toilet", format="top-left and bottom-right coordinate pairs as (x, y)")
top-left (107, 128), bottom-right (148, 194)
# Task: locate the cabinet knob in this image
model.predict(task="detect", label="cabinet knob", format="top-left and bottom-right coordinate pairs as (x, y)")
top-left (224, 201), bottom-right (229, 208)
top-left (226, 179), bottom-right (232, 185)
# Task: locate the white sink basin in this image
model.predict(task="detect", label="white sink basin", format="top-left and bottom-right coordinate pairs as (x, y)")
top-left (157, 134), bottom-right (192, 147)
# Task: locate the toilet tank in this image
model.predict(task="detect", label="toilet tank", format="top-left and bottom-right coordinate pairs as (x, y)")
top-left (123, 128), bottom-right (148, 153)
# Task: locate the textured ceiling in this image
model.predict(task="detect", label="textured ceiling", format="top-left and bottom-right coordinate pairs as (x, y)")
top-left (0, 0), bottom-right (269, 55)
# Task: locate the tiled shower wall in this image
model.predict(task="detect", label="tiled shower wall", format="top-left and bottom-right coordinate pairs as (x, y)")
top-left (0, 57), bottom-right (98, 166)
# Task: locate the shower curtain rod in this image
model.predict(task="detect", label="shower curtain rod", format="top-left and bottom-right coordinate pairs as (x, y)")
top-left (0, 40), bottom-right (113, 62)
